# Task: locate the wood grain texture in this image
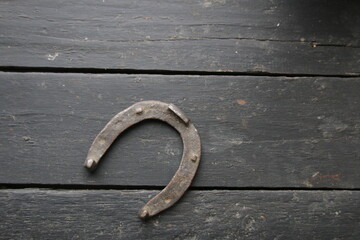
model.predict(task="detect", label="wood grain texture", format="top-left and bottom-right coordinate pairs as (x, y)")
top-left (1, 72), bottom-right (359, 188)
top-left (0, 0), bottom-right (359, 75)
top-left (0, 189), bottom-right (359, 240)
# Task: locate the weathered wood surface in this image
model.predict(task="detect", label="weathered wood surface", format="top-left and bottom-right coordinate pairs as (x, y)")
top-left (1, 72), bottom-right (359, 188)
top-left (2, 0), bottom-right (359, 238)
top-left (1, 0), bottom-right (359, 75)
top-left (0, 189), bottom-right (359, 240)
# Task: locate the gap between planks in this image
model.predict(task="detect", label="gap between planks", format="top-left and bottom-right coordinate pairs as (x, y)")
top-left (0, 66), bottom-right (359, 78)
top-left (1, 184), bottom-right (360, 192)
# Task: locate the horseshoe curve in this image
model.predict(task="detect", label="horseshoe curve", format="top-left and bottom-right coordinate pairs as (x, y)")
top-left (84, 101), bottom-right (201, 219)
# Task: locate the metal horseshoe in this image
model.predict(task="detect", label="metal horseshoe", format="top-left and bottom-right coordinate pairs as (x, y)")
top-left (84, 100), bottom-right (201, 219)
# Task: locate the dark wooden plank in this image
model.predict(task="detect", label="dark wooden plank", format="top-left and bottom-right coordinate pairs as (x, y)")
top-left (2, 0), bottom-right (359, 45)
top-left (1, 72), bottom-right (359, 188)
top-left (0, 189), bottom-right (359, 239)
top-left (0, 0), bottom-right (359, 75)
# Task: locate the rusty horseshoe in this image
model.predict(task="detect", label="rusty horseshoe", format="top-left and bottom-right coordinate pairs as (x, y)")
top-left (84, 100), bottom-right (201, 219)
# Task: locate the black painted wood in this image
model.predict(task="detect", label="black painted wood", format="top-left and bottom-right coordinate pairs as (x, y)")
top-left (1, 72), bottom-right (359, 188)
top-left (0, 189), bottom-right (359, 239)
top-left (0, 0), bottom-right (359, 75)
top-left (2, 0), bottom-right (359, 237)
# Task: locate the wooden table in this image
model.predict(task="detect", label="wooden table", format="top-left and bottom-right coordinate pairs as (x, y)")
top-left (1, 0), bottom-right (359, 239)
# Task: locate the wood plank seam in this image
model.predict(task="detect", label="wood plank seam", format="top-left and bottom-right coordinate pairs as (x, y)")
top-left (1, 67), bottom-right (360, 78)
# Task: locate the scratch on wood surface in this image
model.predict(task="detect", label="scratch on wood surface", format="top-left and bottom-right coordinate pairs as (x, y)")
top-left (47, 53), bottom-right (59, 61)
top-left (236, 99), bottom-right (247, 105)
top-left (309, 173), bottom-right (341, 186)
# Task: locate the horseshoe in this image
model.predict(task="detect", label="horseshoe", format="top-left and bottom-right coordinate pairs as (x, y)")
top-left (84, 100), bottom-right (201, 219)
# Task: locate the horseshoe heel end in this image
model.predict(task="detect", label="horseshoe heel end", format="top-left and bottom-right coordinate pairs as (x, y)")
top-left (84, 158), bottom-right (98, 171)
top-left (138, 208), bottom-right (150, 220)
